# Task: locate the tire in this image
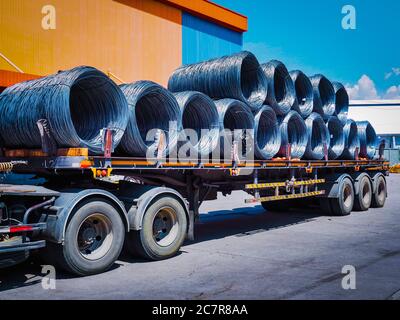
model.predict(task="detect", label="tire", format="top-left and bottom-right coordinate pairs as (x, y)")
top-left (43, 199), bottom-right (125, 276)
top-left (125, 196), bottom-right (187, 261)
top-left (324, 177), bottom-right (354, 216)
top-left (261, 200), bottom-right (292, 212)
top-left (371, 175), bottom-right (387, 208)
top-left (353, 175), bottom-right (372, 211)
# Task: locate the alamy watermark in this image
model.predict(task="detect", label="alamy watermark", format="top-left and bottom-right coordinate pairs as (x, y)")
top-left (41, 265), bottom-right (56, 290)
top-left (41, 5), bottom-right (56, 30)
top-left (341, 265), bottom-right (356, 290)
top-left (342, 5), bottom-right (356, 30)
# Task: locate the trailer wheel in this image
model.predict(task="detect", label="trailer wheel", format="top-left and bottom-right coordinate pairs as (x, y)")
top-left (354, 175), bottom-right (372, 211)
top-left (325, 177), bottom-right (354, 216)
top-left (45, 199), bottom-right (125, 276)
top-left (371, 175), bottom-right (387, 208)
top-left (125, 196), bottom-right (187, 261)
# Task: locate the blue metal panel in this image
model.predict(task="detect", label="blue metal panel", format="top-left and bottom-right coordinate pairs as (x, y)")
top-left (182, 13), bottom-right (243, 65)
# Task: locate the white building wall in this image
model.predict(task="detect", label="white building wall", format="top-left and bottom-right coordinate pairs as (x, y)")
top-left (348, 100), bottom-right (400, 135)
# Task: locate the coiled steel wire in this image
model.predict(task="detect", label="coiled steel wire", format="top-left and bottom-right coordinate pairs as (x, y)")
top-left (0, 66), bottom-right (129, 154)
top-left (340, 119), bottom-right (360, 160)
top-left (215, 99), bottom-right (255, 160)
top-left (304, 113), bottom-right (331, 160)
top-left (277, 111), bottom-right (308, 159)
top-left (261, 60), bottom-right (296, 116)
top-left (119, 81), bottom-right (182, 157)
top-left (332, 82), bottom-right (349, 124)
top-left (289, 70), bottom-right (314, 119)
top-left (173, 91), bottom-right (220, 158)
top-left (168, 51), bottom-right (268, 112)
top-left (309, 74), bottom-right (336, 119)
top-left (326, 116), bottom-right (345, 160)
top-left (254, 106), bottom-right (281, 160)
top-left (356, 121), bottom-right (377, 159)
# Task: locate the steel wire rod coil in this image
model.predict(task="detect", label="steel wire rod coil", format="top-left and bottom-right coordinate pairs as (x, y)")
top-left (119, 81), bottom-right (182, 157)
top-left (173, 91), bottom-right (220, 158)
top-left (340, 119), bottom-right (360, 160)
top-left (309, 74), bottom-right (336, 119)
top-left (289, 70), bottom-right (314, 119)
top-left (304, 113), bottom-right (331, 160)
top-left (168, 51), bottom-right (268, 112)
top-left (254, 106), bottom-right (281, 160)
top-left (0, 66), bottom-right (129, 154)
top-left (356, 121), bottom-right (377, 159)
top-left (332, 82), bottom-right (349, 124)
top-left (277, 110), bottom-right (308, 159)
top-left (326, 116), bottom-right (345, 160)
top-left (261, 60), bottom-right (296, 116)
top-left (215, 99), bottom-right (255, 160)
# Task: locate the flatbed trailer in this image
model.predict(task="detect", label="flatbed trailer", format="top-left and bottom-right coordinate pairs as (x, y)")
top-left (0, 148), bottom-right (390, 275)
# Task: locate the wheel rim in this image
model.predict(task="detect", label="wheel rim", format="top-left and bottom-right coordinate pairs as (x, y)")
top-left (152, 206), bottom-right (179, 247)
top-left (77, 213), bottom-right (114, 261)
top-left (343, 183), bottom-right (353, 209)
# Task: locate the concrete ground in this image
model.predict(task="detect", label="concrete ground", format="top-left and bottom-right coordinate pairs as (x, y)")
top-left (0, 175), bottom-right (400, 300)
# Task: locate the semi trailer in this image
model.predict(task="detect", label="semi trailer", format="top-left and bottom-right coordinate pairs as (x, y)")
top-left (0, 135), bottom-right (389, 276)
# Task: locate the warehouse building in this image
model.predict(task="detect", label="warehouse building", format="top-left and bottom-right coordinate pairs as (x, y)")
top-left (349, 100), bottom-right (400, 164)
top-left (0, 0), bottom-right (247, 90)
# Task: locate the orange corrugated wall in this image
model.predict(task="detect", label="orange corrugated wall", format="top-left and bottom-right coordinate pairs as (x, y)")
top-left (0, 0), bottom-right (182, 86)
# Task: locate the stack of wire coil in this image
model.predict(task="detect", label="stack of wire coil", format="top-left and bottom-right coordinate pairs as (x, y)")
top-left (304, 113), bottom-right (331, 160)
top-left (326, 116), bottom-right (345, 160)
top-left (215, 99), bottom-right (255, 160)
top-left (253, 106), bottom-right (281, 160)
top-left (332, 82), bottom-right (349, 124)
top-left (340, 119), bottom-right (361, 160)
top-left (173, 91), bottom-right (220, 159)
top-left (289, 70), bottom-right (314, 119)
top-left (309, 74), bottom-right (336, 119)
top-left (356, 121), bottom-right (377, 159)
top-left (0, 51), bottom-right (379, 163)
top-left (119, 81), bottom-right (182, 158)
top-left (261, 60), bottom-right (296, 116)
top-left (168, 51), bottom-right (268, 112)
top-left (0, 66), bottom-right (129, 154)
top-left (277, 111), bottom-right (308, 159)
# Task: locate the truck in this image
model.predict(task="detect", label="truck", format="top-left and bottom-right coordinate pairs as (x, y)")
top-left (0, 133), bottom-right (389, 276)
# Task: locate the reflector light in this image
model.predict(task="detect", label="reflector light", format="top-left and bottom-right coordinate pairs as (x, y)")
top-left (9, 225), bottom-right (33, 233)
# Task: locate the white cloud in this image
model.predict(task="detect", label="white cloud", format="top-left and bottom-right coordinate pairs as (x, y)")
top-left (384, 67), bottom-right (400, 80)
top-left (384, 72), bottom-right (392, 80)
top-left (384, 85), bottom-right (400, 99)
top-left (393, 67), bottom-right (400, 76)
top-left (346, 75), bottom-right (380, 100)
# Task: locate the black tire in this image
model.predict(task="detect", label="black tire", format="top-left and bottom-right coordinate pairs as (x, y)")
top-left (371, 175), bottom-right (387, 208)
top-left (261, 200), bottom-right (292, 212)
top-left (43, 199), bottom-right (125, 276)
top-left (353, 175), bottom-right (372, 211)
top-left (125, 196), bottom-right (187, 261)
top-left (325, 177), bottom-right (354, 216)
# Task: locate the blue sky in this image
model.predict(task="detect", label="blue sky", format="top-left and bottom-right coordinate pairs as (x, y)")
top-left (214, 0), bottom-right (400, 99)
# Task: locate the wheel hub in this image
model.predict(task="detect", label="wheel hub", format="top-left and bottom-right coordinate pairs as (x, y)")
top-left (152, 207), bottom-right (179, 247)
top-left (77, 214), bottom-right (113, 261)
